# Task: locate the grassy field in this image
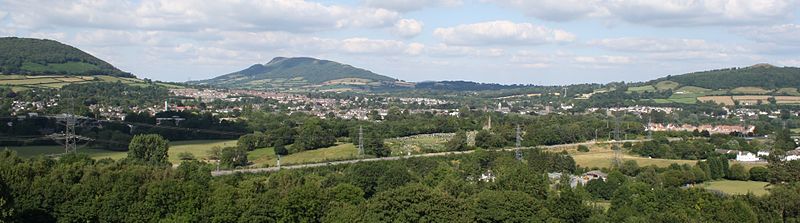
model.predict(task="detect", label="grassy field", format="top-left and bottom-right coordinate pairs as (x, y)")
top-left (548, 144), bottom-right (765, 169)
top-left (248, 143), bottom-right (359, 167)
top-left (167, 140), bottom-right (237, 163)
top-left (627, 85), bottom-right (656, 93)
top-left (655, 81), bottom-right (680, 90)
top-left (2, 139), bottom-right (236, 163)
top-left (700, 180), bottom-right (770, 196)
top-left (776, 88), bottom-right (800, 96)
top-left (792, 129), bottom-right (800, 134)
top-left (386, 134), bottom-right (453, 155)
top-left (731, 87), bottom-right (771, 94)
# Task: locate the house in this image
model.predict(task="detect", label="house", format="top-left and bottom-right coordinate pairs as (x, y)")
top-left (786, 148), bottom-right (800, 161)
top-left (479, 170), bottom-right (496, 182)
top-left (736, 151), bottom-right (760, 162)
top-left (582, 170), bottom-right (608, 182)
top-left (757, 150), bottom-right (770, 157)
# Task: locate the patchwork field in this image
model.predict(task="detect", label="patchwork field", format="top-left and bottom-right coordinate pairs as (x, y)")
top-left (0, 75), bottom-right (183, 91)
top-left (700, 180), bottom-right (770, 196)
top-left (698, 95), bottom-right (800, 105)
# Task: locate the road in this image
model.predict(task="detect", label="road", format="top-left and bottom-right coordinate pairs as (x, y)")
top-left (211, 138), bottom-right (659, 176)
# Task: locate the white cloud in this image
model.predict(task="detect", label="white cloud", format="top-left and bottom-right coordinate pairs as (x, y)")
top-left (3, 0), bottom-right (401, 32)
top-left (588, 37), bottom-right (753, 61)
top-left (340, 38), bottom-right (415, 55)
top-left (363, 0), bottom-right (462, 12)
top-left (588, 37), bottom-right (727, 52)
top-left (574, 55), bottom-right (631, 64)
top-left (426, 44), bottom-right (506, 57)
top-left (489, 0), bottom-right (798, 26)
top-left (607, 0), bottom-right (799, 26)
top-left (778, 59), bottom-right (800, 67)
top-left (0, 10), bottom-right (7, 20)
top-left (486, 0), bottom-right (608, 21)
top-left (393, 19), bottom-right (423, 38)
top-left (433, 20), bottom-right (575, 46)
top-left (736, 24), bottom-right (800, 46)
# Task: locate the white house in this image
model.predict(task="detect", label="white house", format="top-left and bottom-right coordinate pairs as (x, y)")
top-left (757, 150), bottom-right (770, 157)
top-left (786, 148), bottom-right (800, 161)
top-left (736, 151), bottom-right (760, 162)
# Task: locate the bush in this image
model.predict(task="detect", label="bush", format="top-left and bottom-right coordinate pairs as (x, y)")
top-left (177, 152), bottom-right (195, 160)
top-left (577, 145), bottom-right (590, 152)
top-left (726, 164), bottom-right (749, 181)
top-left (748, 166), bottom-right (769, 182)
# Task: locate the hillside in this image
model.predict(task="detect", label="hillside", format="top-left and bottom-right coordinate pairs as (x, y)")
top-left (190, 57), bottom-right (399, 90)
top-left (650, 64), bottom-right (800, 90)
top-left (619, 64), bottom-right (800, 105)
top-left (0, 37), bottom-right (133, 77)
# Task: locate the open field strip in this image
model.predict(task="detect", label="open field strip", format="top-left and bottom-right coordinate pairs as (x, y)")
top-left (699, 180), bottom-right (770, 196)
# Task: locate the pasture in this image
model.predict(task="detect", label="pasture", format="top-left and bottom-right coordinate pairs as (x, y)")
top-left (248, 143), bottom-right (358, 167)
top-left (385, 133), bottom-right (454, 155)
top-left (2, 139), bottom-right (236, 163)
top-left (700, 180), bottom-right (770, 196)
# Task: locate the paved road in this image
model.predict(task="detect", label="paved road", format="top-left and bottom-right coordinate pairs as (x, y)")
top-left (211, 139), bottom-right (656, 176)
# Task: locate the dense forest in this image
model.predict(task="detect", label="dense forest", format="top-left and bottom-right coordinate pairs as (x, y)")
top-left (0, 37), bottom-right (133, 77)
top-left (1, 144), bottom-right (800, 222)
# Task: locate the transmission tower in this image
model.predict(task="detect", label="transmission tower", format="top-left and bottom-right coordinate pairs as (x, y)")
top-left (48, 90), bottom-right (93, 154)
top-left (612, 111), bottom-right (623, 167)
top-left (647, 116), bottom-right (653, 140)
top-left (515, 124), bottom-right (523, 161)
top-left (358, 126), bottom-right (364, 156)
top-left (614, 111), bottom-right (621, 141)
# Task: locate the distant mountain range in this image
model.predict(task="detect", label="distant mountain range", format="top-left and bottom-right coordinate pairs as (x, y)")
top-left (189, 57), bottom-right (409, 91)
top-left (0, 37), bottom-right (133, 77)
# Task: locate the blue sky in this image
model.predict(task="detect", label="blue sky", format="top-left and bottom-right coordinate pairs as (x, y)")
top-left (1, 0), bottom-right (799, 85)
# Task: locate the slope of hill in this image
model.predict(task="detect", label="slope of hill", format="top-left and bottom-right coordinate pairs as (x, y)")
top-left (190, 57), bottom-right (400, 90)
top-left (650, 64), bottom-right (800, 90)
top-left (0, 37), bottom-right (133, 77)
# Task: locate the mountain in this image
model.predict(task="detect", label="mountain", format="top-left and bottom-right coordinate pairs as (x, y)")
top-left (649, 64), bottom-right (800, 90)
top-left (0, 37), bottom-right (133, 77)
top-left (191, 57), bottom-right (403, 90)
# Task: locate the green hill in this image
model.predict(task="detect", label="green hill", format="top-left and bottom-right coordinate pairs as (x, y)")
top-left (190, 57), bottom-right (397, 89)
top-left (0, 37), bottom-right (133, 77)
top-left (650, 64), bottom-right (800, 90)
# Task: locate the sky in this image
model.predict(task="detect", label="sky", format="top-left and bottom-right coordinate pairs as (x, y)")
top-left (0, 0), bottom-right (799, 85)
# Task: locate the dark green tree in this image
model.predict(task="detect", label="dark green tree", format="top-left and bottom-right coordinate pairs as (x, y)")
top-left (446, 130), bottom-right (468, 151)
top-left (127, 134), bottom-right (169, 165)
top-left (219, 146), bottom-right (248, 168)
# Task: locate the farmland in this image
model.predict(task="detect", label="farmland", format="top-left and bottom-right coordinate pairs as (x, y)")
top-left (0, 74), bottom-right (183, 91)
top-left (699, 95), bottom-right (800, 105)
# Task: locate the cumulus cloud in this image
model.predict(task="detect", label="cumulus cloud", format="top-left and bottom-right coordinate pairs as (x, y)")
top-left (588, 37), bottom-right (751, 61)
top-left (433, 20), bottom-right (575, 46)
top-left (340, 38), bottom-right (416, 55)
top-left (486, 0), bottom-right (608, 21)
top-left (393, 19), bottom-right (423, 38)
top-left (363, 0), bottom-right (462, 12)
top-left (736, 24), bottom-right (800, 46)
top-left (489, 0), bottom-right (798, 26)
top-left (3, 0), bottom-right (401, 32)
top-left (574, 55), bottom-right (631, 64)
top-left (588, 37), bottom-right (726, 52)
